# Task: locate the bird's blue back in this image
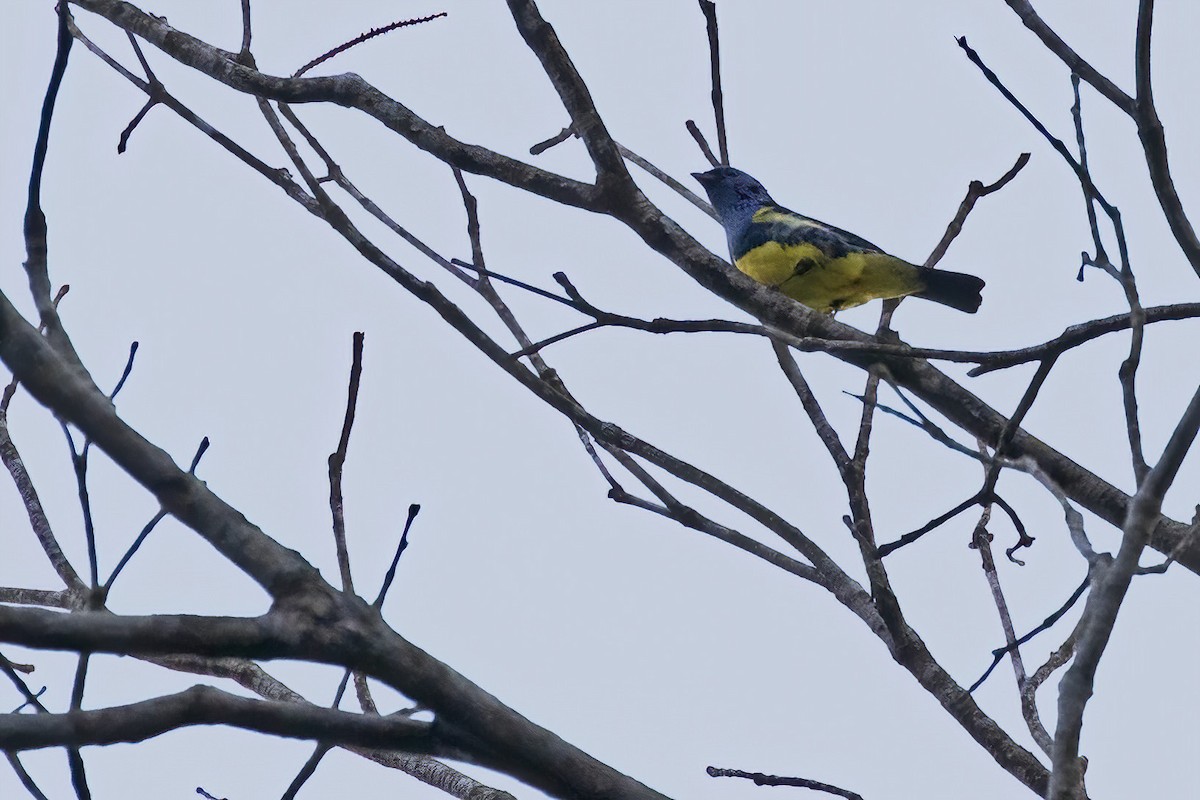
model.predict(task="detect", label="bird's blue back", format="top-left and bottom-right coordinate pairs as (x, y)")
top-left (700, 167), bottom-right (883, 260)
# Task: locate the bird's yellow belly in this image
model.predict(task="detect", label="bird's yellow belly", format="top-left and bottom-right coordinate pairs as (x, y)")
top-left (735, 242), bottom-right (921, 313)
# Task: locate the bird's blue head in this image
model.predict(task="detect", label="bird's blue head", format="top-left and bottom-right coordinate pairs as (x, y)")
top-left (692, 166), bottom-right (775, 239)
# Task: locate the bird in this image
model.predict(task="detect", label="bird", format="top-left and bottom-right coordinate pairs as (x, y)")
top-left (692, 166), bottom-right (985, 314)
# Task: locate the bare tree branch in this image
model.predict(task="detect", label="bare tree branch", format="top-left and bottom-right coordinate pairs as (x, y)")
top-left (71, 0), bottom-right (602, 210)
top-left (970, 573), bottom-right (1090, 693)
top-left (5, 752), bottom-right (51, 800)
top-left (293, 13), bottom-right (448, 78)
top-left (9, 6), bottom-right (1193, 799)
top-left (1001, 0), bottom-right (1134, 114)
top-left (24, 3), bottom-right (86, 370)
top-left (697, 1), bottom-right (729, 165)
top-left (144, 654), bottom-right (515, 800)
top-left (1049, 384), bottom-right (1200, 798)
top-left (65, 0), bottom-right (1200, 574)
top-left (708, 767), bottom-right (863, 800)
top-left (925, 153), bottom-right (1030, 268)
top-left (0, 685), bottom-right (437, 754)
top-left (0, 391), bottom-right (84, 594)
top-left (505, 0), bottom-right (631, 196)
top-left (328, 332), bottom-right (365, 595)
top-left (1132, 0), bottom-right (1200, 278)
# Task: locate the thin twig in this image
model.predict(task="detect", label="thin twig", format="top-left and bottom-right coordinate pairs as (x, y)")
top-left (697, 1), bottom-right (728, 165)
top-left (1070, 75), bottom-right (1109, 274)
top-left (841, 364), bottom-right (902, 628)
top-left (985, 359), bottom-right (1058, 489)
top-left (994, 494), bottom-right (1035, 564)
top-left (280, 670), bottom-right (355, 800)
top-left (1136, 506), bottom-right (1200, 575)
top-left (529, 125), bottom-right (574, 155)
top-left (280, 743), bottom-right (334, 799)
top-left (685, 120), bottom-right (720, 168)
top-left (772, 340), bottom-right (850, 472)
top-left (527, 126), bottom-right (716, 217)
top-left (373, 505), bottom-right (420, 609)
top-left (24, 2), bottom-right (81, 364)
top-left (1069, 73), bottom-right (1148, 484)
top-left (1021, 621), bottom-right (1082, 757)
top-left (293, 13), bottom-right (448, 77)
top-left (618, 143), bottom-right (716, 219)
top-left (329, 332), bottom-right (365, 595)
top-left (69, 22), bottom-right (314, 206)
top-left (1, 654), bottom-right (48, 713)
top-left (1019, 457), bottom-right (1098, 563)
top-left (970, 573), bottom-right (1090, 693)
top-left (141, 658), bottom-right (503, 799)
top-left (600, 441), bottom-right (827, 588)
top-left (925, 153), bottom-right (1030, 268)
top-left (6, 753), bottom-right (51, 800)
top-left (1050, 382), bottom-right (1200, 798)
top-left (873, 384), bottom-right (984, 461)
top-left (958, 37), bottom-right (1122, 229)
top-left (0, 388), bottom-right (83, 590)
top-left (117, 99), bottom-right (157, 154)
top-left (104, 437), bottom-right (209, 591)
top-left (61, 424), bottom-right (99, 588)
top-left (876, 493), bottom-right (982, 557)
top-left (456, 266), bottom-right (1200, 375)
top-left (1131, 0), bottom-right (1200, 278)
top-left (104, 510), bottom-right (167, 591)
top-left (708, 767), bottom-right (863, 800)
top-left (188, 437), bottom-right (210, 474)
top-left (67, 652), bottom-right (92, 800)
top-left (967, 303), bottom-right (1200, 376)
top-left (116, 35), bottom-right (163, 154)
top-left (970, 508), bottom-right (1027, 694)
top-left (1001, 0), bottom-right (1134, 114)
top-left (876, 352), bottom-right (1054, 557)
top-left (238, 0), bottom-right (252, 55)
top-left (108, 341), bottom-right (138, 400)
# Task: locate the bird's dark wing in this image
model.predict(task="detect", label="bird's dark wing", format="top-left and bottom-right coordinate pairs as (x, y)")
top-left (733, 203), bottom-right (887, 261)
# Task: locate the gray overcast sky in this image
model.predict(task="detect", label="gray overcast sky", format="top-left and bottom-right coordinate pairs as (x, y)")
top-left (2, 2), bottom-right (1198, 798)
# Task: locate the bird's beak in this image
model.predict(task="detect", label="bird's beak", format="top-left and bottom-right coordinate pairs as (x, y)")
top-left (691, 171), bottom-right (709, 184)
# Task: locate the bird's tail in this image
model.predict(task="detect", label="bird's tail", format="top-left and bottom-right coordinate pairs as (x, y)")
top-left (914, 268), bottom-right (985, 313)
